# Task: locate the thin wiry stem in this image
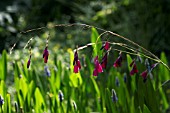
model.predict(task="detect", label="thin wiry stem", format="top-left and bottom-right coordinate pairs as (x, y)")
top-left (75, 42), bottom-right (161, 63)
top-left (11, 23), bottom-right (169, 70)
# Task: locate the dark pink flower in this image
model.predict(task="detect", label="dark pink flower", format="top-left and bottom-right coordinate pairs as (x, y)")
top-left (73, 51), bottom-right (81, 73)
top-left (151, 63), bottom-right (159, 70)
top-left (130, 62), bottom-right (138, 76)
top-left (27, 58), bottom-right (31, 68)
top-left (101, 52), bottom-right (108, 69)
top-left (93, 56), bottom-right (103, 76)
top-left (140, 70), bottom-right (148, 83)
top-left (100, 41), bottom-right (110, 50)
top-left (130, 59), bottom-right (135, 67)
top-left (43, 47), bottom-right (49, 63)
top-left (113, 53), bottom-right (122, 68)
top-left (140, 62), bottom-right (159, 82)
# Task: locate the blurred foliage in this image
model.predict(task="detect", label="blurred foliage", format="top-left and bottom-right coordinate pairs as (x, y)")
top-left (0, 0), bottom-right (170, 58)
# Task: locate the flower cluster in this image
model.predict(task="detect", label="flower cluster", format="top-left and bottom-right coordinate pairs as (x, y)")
top-left (72, 41), bottom-right (159, 83)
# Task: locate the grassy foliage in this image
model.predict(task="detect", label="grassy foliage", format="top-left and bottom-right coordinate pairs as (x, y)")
top-left (0, 29), bottom-right (170, 113)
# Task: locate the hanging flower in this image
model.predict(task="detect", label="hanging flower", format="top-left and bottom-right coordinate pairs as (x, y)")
top-left (73, 50), bottom-right (81, 73)
top-left (140, 63), bottom-right (159, 82)
top-left (100, 41), bottom-right (110, 50)
top-left (93, 56), bottom-right (103, 76)
top-left (43, 47), bottom-right (49, 63)
top-left (27, 57), bottom-right (31, 68)
top-left (123, 73), bottom-right (127, 83)
top-left (141, 70), bottom-right (148, 83)
top-left (101, 52), bottom-right (108, 69)
top-left (113, 52), bottom-right (122, 68)
top-left (111, 89), bottom-right (118, 102)
top-left (130, 60), bottom-right (138, 75)
top-left (44, 66), bottom-right (51, 77)
top-left (58, 90), bottom-right (64, 102)
top-left (115, 77), bottom-right (120, 87)
top-left (0, 95), bottom-right (4, 107)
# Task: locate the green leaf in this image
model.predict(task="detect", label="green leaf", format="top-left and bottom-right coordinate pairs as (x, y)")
top-left (143, 79), bottom-right (160, 113)
top-left (91, 27), bottom-right (102, 57)
top-left (126, 54), bottom-right (136, 93)
top-left (143, 104), bottom-right (151, 113)
top-left (159, 52), bottom-right (170, 81)
top-left (0, 50), bottom-right (7, 80)
top-left (34, 87), bottom-right (46, 113)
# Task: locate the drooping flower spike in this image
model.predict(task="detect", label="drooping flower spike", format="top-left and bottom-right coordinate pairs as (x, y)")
top-left (130, 59), bottom-right (138, 76)
top-left (93, 56), bottom-right (103, 76)
top-left (101, 52), bottom-right (108, 69)
top-left (100, 41), bottom-right (110, 50)
top-left (113, 52), bottom-right (122, 68)
top-left (73, 50), bottom-right (81, 73)
top-left (43, 47), bottom-right (49, 63)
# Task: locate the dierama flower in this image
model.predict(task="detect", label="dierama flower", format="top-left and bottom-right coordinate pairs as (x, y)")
top-left (113, 52), bottom-right (122, 68)
top-left (27, 57), bottom-right (31, 68)
top-left (141, 70), bottom-right (148, 83)
top-left (72, 101), bottom-right (77, 111)
top-left (145, 59), bottom-right (151, 72)
top-left (115, 77), bottom-right (120, 87)
top-left (44, 66), bottom-right (51, 77)
top-left (130, 60), bottom-right (138, 75)
top-left (58, 90), bottom-right (64, 102)
top-left (0, 95), bottom-right (4, 107)
top-left (140, 63), bottom-right (159, 83)
top-left (111, 89), bottom-right (118, 102)
top-left (101, 52), bottom-right (108, 69)
top-left (14, 101), bottom-right (18, 113)
top-left (73, 51), bottom-right (81, 73)
top-left (123, 73), bottom-right (127, 83)
top-left (100, 41), bottom-right (110, 50)
top-left (43, 47), bottom-right (49, 63)
top-left (93, 56), bottom-right (103, 76)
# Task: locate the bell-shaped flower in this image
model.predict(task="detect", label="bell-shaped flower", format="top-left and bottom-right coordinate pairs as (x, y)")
top-left (140, 63), bottom-right (159, 82)
top-left (93, 56), bottom-right (103, 76)
top-left (113, 52), bottom-right (122, 68)
top-left (27, 57), bottom-right (31, 69)
top-left (101, 52), bottom-right (108, 69)
top-left (43, 47), bottom-right (49, 63)
top-left (130, 60), bottom-right (138, 75)
top-left (73, 50), bottom-right (81, 73)
top-left (111, 89), bottom-right (118, 102)
top-left (141, 70), bottom-right (148, 83)
top-left (100, 41), bottom-right (110, 50)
